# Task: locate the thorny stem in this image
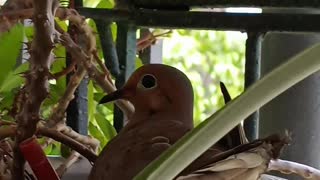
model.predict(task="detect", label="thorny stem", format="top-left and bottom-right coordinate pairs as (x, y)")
top-left (12, 0), bottom-right (59, 179)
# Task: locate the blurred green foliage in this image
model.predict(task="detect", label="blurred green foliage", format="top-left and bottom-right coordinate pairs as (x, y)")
top-left (163, 30), bottom-right (245, 125)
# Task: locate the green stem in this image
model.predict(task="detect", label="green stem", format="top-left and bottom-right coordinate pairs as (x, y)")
top-left (134, 43), bottom-right (320, 180)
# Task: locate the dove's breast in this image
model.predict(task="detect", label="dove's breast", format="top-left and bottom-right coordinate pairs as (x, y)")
top-left (89, 119), bottom-right (190, 180)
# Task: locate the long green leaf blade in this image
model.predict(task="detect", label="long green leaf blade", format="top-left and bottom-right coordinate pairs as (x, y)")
top-left (135, 43), bottom-right (320, 180)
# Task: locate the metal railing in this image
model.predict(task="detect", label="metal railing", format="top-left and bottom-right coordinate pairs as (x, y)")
top-left (68, 0), bottom-right (320, 141)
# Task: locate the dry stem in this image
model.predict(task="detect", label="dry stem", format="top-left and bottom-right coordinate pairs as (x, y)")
top-left (46, 66), bottom-right (86, 128)
top-left (12, 0), bottom-right (59, 178)
top-left (55, 151), bottom-right (80, 177)
top-left (269, 159), bottom-right (320, 179)
top-left (38, 127), bottom-right (97, 162)
top-left (59, 32), bottom-right (134, 117)
top-left (0, 124), bottom-right (97, 163)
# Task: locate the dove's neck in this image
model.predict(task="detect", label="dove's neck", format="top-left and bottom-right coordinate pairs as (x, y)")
top-left (127, 104), bottom-right (194, 130)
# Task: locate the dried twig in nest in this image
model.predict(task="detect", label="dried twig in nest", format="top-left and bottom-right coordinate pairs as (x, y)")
top-left (269, 159), bottom-right (320, 179)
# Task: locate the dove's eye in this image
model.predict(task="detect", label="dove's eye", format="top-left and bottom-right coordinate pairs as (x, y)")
top-left (138, 74), bottom-right (157, 90)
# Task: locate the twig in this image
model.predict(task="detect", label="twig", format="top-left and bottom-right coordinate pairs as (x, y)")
top-left (0, 126), bottom-right (16, 140)
top-left (51, 60), bottom-right (76, 79)
top-left (137, 30), bottom-right (171, 52)
top-left (46, 66), bottom-right (86, 128)
top-left (0, 123), bottom-right (97, 163)
top-left (268, 159), bottom-right (320, 179)
top-left (0, 0), bottom-right (33, 32)
top-left (1, 5), bottom-right (134, 117)
top-left (55, 151), bottom-right (80, 177)
top-left (55, 10), bottom-right (133, 116)
top-left (38, 127), bottom-right (97, 162)
top-left (59, 32), bottom-right (134, 118)
top-left (57, 125), bottom-right (99, 152)
top-left (46, 6), bottom-right (97, 148)
top-left (93, 51), bottom-right (113, 83)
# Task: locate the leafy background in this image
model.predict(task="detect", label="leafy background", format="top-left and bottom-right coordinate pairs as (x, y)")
top-left (0, 0), bottom-right (245, 154)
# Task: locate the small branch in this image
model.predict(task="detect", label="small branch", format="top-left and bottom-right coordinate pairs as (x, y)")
top-left (51, 60), bottom-right (76, 79)
top-left (0, 126), bottom-right (16, 140)
top-left (0, 123), bottom-right (97, 163)
top-left (55, 151), bottom-right (80, 177)
top-left (57, 125), bottom-right (99, 152)
top-left (38, 127), bottom-right (97, 162)
top-left (137, 30), bottom-right (171, 52)
top-left (60, 32), bottom-right (134, 117)
top-left (93, 51), bottom-right (113, 83)
top-left (0, 0), bottom-right (33, 32)
top-left (46, 66), bottom-right (86, 128)
top-left (268, 159), bottom-right (320, 179)
top-left (43, 66), bottom-right (87, 150)
top-left (55, 10), bottom-right (134, 116)
top-left (41, 122), bottom-right (99, 154)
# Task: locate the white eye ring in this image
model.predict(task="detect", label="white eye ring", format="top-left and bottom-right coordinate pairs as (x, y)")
top-left (137, 74), bottom-right (158, 90)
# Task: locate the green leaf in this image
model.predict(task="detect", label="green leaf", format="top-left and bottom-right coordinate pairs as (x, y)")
top-left (95, 93), bottom-right (114, 111)
top-left (110, 23), bottom-right (117, 41)
top-left (95, 113), bottom-right (117, 141)
top-left (0, 62), bottom-right (28, 93)
top-left (136, 57), bottom-right (143, 68)
top-left (49, 142), bottom-right (61, 156)
top-left (0, 24), bottom-right (24, 85)
top-left (24, 26), bottom-right (34, 41)
top-left (88, 81), bottom-right (95, 122)
top-left (96, 0), bottom-right (115, 8)
top-left (84, 0), bottom-right (114, 8)
top-left (89, 121), bottom-right (107, 150)
top-left (0, 92), bottom-right (14, 110)
top-left (55, 18), bottom-right (68, 32)
top-left (135, 43), bottom-right (320, 180)
top-left (43, 143), bottom-right (53, 154)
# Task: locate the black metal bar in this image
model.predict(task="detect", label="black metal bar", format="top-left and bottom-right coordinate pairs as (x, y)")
top-left (78, 8), bottom-right (320, 32)
top-left (94, 20), bottom-right (120, 77)
top-left (66, 74), bottom-right (89, 135)
top-left (74, 0), bottom-right (83, 8)
top-left (243, 32), bottom-right (262, 141)
top-left (66, 0), bottom-right (88, 135)
top-left (138, 29), bottom-right (163, 64)
top-left (132, 0), bottom-right (320, 9)
top-left (139, 29), bottom-right (152, 64)
top-left (113, 23), bottom-right (137, 132)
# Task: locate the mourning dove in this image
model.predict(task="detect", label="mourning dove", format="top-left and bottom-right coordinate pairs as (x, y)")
top-left (89, 64), bottom-right (287, 180)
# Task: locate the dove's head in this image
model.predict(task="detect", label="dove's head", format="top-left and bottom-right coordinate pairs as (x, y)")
top-left (99, 64), bottom-right (194, 126)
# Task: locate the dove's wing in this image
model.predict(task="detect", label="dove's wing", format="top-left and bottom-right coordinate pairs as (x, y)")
top-left (177, 134), bottom-right (289, 180)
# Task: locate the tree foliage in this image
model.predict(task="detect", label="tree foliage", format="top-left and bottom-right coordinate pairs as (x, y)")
top-left (163, 30), bottom-right (245, 125)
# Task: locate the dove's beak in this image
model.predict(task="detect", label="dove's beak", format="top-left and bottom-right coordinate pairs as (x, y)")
top-left (99, 88), bottom-right (134, 104)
